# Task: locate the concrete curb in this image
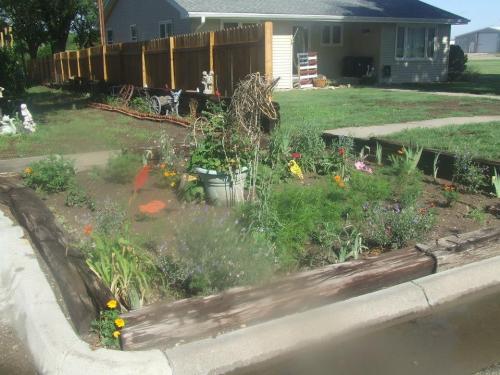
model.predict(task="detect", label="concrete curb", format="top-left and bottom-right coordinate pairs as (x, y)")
top-left (0, 210), bottom-right (172, 375)
top-left (165, 256), bottom-right (500, 374)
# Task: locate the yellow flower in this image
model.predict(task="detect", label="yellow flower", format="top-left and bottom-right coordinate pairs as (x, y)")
top-left (112, 331), bottom-right (121, 338)
top-left (114, 318), bottom-right (125, 328)
top-left (106, 299), bottom-right (118, 309)
top-left (164, 171), bottom-right (177, 178)
top-left (24, 167), bottom-right (33, 175)
top-left (170, 181), bottom-right (176, 188)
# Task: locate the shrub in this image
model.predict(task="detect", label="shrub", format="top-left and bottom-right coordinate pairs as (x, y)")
top-left (65, 183), bottom-right (95, 210)
top-left (158, 218), bottom-right (275, 296)
top-left (453, 152), bottom-right (488, 193)
top-left (129, 97), bottom-right (152, 113)
top-left (0, 48), bottom-right (25, 96)
top-left (23, 155), bottom-right (75, 193)
top-left (448, 45), bottom-right (467, 81)
top-left (104, 153), bottom-right (143, 184)
top-left (94, 200), bottom-right (127, 236)
top-left (364, 205), bottom-right (435, 249)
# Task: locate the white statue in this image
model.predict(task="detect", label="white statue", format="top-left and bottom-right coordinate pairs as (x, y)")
top-left (200, 70), bottom-right (214, 95)
top-left (0, 115), bottom-right (17, 135)
top-left (20, 104), bottom-right (36, 133)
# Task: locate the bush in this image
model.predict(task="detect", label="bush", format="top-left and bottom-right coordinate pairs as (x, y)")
top-left (0, 48), bottom-right (25, 96)
top-left (104, 153), bottom-right (143, 184)
top-left (453, 152), bottom-right (488, 193)
top-left (158, 218), bottom-right (275, 296)
top-left (94, 199), bottom-right (127, 236)
top-left (65, 183), bottom-right (95, 210)
top-left (364, 205), bottom-right (435, 249)
top-left (448, 45), bottom-right (468, 81)
top-left (23, 155), bottom-right (75, 193)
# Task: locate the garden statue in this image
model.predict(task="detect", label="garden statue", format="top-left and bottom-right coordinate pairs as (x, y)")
top-left (200, 70), bottom-right (214, 95)
top-left (0, 115), bottom-right (17, 135)
top-left (20, 104), bottom-right (36, 133)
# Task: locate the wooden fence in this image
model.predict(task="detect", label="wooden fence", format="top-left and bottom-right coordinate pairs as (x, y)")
top-left (28, 22), bottom-right (273, 96)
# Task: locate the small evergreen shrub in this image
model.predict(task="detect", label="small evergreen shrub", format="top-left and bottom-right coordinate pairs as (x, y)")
top-left (448, 45), bottom-right (468, 81)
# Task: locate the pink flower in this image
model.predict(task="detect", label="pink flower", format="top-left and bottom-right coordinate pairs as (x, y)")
top-left (355, 161), bottom-right (373, 174)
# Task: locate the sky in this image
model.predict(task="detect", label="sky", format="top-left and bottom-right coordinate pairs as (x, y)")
top-left (423, 0), bottom-right (500, 38)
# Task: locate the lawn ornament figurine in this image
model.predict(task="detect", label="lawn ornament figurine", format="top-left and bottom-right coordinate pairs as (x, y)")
top-left (0, 115), bottom-right (17, 135)
top-left (201, 71), bottom-right (214, 95)
top-left (20, 104), bottom-right (36, 133)
top-left (150, 89), bottom-right (182, 116)
top-left (288, 160), bottom-right (304, 180)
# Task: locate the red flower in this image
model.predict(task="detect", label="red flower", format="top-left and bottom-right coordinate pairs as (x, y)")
top-left (338, 147), bottom-right (345, 157)
top-left (215, 90), bottom-right (221, 98)
top-left (291, 152), bottom-right (302, 159)
top-left (83, 224), bottom-right (93, 236)
top-left (133, 165), bottom-right (151, 194)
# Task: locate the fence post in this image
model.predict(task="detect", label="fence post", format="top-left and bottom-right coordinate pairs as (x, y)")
top-left (76, 50), bottom-right (81, 77)
top-left (59, 53), bottom-right (66, 82)
top-left (88, 48), bottom-right (92, 80)
top-left (209, 31), bottom-right (215, 72)
top-left (169, 37), bottom-right (176, 89)
top-left (0, 32), bottom-right (4, 48)
top-left (141, 43), bottom-right (147, 87)
top-left (66, 51), bottom-right (72, 78)
top-left (264, 21), bottom-right (273, 81)
top-left (102, 44), bottom-right (108, 81)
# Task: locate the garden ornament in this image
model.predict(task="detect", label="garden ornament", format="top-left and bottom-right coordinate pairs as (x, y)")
top-left (0, 87), bottom-right (4, 98)
top-left (149, 89), bottom-right (182, 116)
top-left (200, 70), bottom-right (214, 95)
top-left (20, 104), bottom-right (36, 133)
top-left (0, 115), bottom-right (17, 135)
top-left (288, 160), bottom-right (304, 180)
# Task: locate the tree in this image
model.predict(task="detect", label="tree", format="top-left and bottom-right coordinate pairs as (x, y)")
top-left (0, 0), bottom-right (48, 59)
top-left (72, 0), bottom-right (99, 49)
top-left (39, 0), bottom-right (80, 53)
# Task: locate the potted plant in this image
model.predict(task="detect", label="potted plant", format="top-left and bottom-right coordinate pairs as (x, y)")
top-left (189, 102), bottom-right (251, 206)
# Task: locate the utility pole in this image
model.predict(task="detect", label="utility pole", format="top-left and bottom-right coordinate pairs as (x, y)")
top-left (97, 0), bottom-right (106, 45)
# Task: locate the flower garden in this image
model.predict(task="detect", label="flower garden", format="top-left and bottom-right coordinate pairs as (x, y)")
top-left (15, 77), bottom-right (500, 349)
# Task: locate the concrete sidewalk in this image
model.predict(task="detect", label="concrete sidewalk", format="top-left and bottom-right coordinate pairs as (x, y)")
top-left (324, 115), bottom-right (500, 139)
top-left (0, 150), bottom-right (119, 174)
top-left (383, 88), bottom-right (500, 101)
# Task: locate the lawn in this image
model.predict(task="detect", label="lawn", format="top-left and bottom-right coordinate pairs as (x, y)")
top-left (275, 87), bottom-right (500, 131)
top-left (0, 86), bottom-right (187, 159)
top-left (395, 58), bottom-right (500, 96)
top-left (384, 122), bottom-right (500, 161)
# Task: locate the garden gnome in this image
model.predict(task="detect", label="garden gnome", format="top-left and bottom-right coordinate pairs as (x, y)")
top-left (20, 104), bottom-right (36, 133)
top-left (0, 115), bottom-right (16, 135)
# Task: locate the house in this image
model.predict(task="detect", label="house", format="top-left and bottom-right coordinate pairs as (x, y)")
top-left (455, 27), bottom-right (500, 54)
top-left (104, 0), bottom-right (468, 89)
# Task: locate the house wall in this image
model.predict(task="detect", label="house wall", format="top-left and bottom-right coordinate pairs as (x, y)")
top-left (379, 24), bottom-right (451, 83)
top-left (106, 0), bottom-right (191, 42)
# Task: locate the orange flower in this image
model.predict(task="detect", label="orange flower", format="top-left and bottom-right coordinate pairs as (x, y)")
top-left (83, 224), bottom-right (93, 236)
top-left (443, 184), bottom-right (455, 192)
top-left (334, 175), bottom-right (342, 183)
top-left (139, 200), bottom-right (166, 214)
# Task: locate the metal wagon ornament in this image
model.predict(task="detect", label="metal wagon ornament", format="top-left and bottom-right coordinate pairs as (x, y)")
top-left (150, 89), bottom-right (183, 116)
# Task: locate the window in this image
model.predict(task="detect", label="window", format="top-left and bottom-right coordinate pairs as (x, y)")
top-left (221, 22), bottom-right (258, 30)
top-left (396, 26), bottom-right (437, 60)
top-left (159, 20), bottom-right (173, 38)
top-left (130, 24), bottom-right (138, 42)
top-left (321, 25), bottom-right (343, 46)
top-left (107, 29), bottom-right (114, 44)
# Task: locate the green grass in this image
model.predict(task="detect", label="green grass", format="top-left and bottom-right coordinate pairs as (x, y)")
top-left (396, 59), bottom-right (500, 96)
top-left (0, 86), bottom-right (169, 158)
top-left (384, 122), bottom-right (500, 161)
top-left (275, 88), bottom-right (500, 131)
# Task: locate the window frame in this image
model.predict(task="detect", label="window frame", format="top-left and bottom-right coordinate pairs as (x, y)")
top-left (395, 25), bottom-right (438, 61)
top-left (130, 24), bottom-right (138, 42)
top-left (159, 20), bottom-right (174, 38)
top-left (106, 28), bottom-right (114, 45)
top-left (320, 24), bottom-right (343, 47)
